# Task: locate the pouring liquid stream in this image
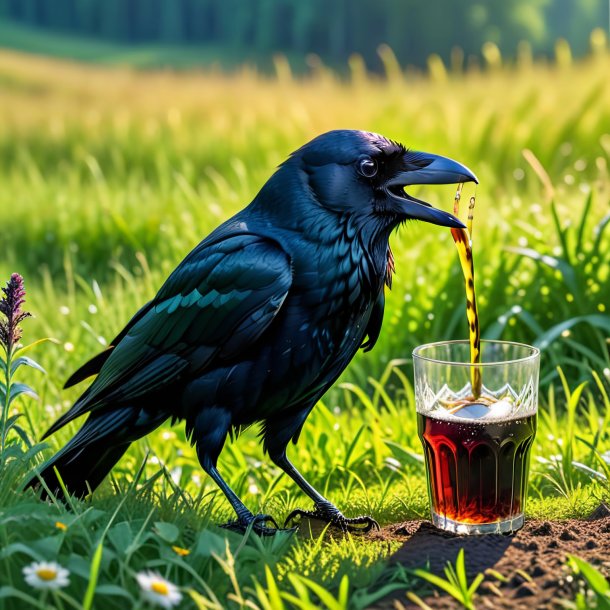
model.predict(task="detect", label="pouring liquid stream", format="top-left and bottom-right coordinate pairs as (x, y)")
top-left (450, 183), bottom-right (482, 401)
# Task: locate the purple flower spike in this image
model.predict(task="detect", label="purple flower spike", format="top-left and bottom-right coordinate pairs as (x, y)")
top-left (0, 273), bottom-right (32, 353)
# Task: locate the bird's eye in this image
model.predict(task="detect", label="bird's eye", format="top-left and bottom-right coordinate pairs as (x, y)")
top-left (358, 157), bottom-right (378, 178)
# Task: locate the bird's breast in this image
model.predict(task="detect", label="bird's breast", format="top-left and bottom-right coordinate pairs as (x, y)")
top-left (264, 235), bottom-right (385, 384)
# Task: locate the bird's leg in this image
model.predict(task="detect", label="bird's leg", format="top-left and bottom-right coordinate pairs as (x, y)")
top-left (194, 409), bottom-right (284, 537)
top-left (271, 450), bottom-right (379, 533)
top-left (201, 458), bottom-right (280, 536)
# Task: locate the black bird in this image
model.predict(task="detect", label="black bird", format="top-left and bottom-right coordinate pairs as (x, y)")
top-left (28, 130), bottom-right (477, 534)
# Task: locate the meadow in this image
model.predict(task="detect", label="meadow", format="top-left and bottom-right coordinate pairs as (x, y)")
top-left (0, 36), bottom-right (609, 609)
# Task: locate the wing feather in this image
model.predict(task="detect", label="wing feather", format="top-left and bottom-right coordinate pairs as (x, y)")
top-left (45, 234), bottom-right (292, 437)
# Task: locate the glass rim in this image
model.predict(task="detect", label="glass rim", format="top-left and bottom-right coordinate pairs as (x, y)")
top-left (412, 339), bottom-right (540, 367)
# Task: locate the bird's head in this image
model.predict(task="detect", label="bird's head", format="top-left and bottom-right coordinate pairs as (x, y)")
top-left (285, 130), bottom-right (477, 230)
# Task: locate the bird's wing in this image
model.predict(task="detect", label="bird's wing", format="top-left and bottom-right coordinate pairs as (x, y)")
top-left (45, 234), bottom-right (292, 437)
top-left (63, 300), bottom-right (154, 389)
top-left (61, 219), bottom-right (245, 389)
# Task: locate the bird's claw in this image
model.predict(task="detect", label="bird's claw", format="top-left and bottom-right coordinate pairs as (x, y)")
top-left (284, 502), bottom-right (379, 533)
top-left (221, 513), bottom-right (286, 537)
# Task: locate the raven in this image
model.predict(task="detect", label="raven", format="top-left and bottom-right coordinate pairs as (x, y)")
top-left (28, 130), bottom-right (477, 534)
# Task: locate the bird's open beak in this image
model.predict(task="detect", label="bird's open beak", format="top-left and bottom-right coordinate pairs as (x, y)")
top-left (386, 152), bottom-right (478, 229)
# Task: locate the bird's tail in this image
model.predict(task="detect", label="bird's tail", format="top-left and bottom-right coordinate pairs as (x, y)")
top-left (29, 438), bottom-right (130, 500)
top-left (26, 407), bottom-right (166, 500)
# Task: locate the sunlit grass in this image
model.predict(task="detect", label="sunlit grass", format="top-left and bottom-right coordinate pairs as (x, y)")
top-left (2, 359), bottom-right (608, 609)
top-left (0, 42), bottom-right (609, 608)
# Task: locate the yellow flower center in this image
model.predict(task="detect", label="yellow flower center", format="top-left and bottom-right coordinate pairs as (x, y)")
top-left (151, 581), bottom-right (169, 596)
top-left (171, 545), bottom-right (190, 557)
top-left (36, 568), bottom-right (57, 581)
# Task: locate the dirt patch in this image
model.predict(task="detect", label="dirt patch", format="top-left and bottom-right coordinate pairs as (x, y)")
top-left (370, 505), bottom-right (610, 609)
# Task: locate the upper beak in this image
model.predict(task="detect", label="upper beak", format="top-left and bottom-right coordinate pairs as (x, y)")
top-left (386, 152), bottom-right (478, 229)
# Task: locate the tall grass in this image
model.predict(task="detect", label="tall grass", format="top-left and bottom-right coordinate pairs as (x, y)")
top-left (0, 41), bottom-right (608, 394)
top-left (0, 41), bottom-right (609, 608)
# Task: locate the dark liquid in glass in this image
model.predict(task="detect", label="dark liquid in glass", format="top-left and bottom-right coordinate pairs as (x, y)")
top-left (418, 412), bottom-right (537, 524)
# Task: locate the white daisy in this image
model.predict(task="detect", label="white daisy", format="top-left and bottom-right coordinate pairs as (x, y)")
top-left (22, 561), bottom-right (70, 590)
top-left (136, 571), bottom-right (182, 608)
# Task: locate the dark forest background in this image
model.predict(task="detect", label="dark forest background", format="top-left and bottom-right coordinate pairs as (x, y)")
top-left (0, 0), bottom-right (608, 70)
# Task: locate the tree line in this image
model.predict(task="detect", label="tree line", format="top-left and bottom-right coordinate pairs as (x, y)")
top-left (0, 0), bottom-right (607, 69)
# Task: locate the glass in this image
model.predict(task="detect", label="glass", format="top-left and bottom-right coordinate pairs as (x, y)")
top-left (413, 340), bottom-right (540, 535)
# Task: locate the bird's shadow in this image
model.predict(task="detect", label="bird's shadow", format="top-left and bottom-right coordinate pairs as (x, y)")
top-left (388, 520), bottom-right (513, 578)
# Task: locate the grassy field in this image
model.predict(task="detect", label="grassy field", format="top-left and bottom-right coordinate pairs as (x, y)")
top-left (0, 39), bottom-right (609, 609)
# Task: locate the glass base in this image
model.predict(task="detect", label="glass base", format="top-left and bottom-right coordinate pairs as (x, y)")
top-left (431, 511), bottom-right (524, 535)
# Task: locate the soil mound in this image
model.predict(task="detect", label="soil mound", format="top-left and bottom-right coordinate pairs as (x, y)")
top-left (371, 505), bottom-right (610, 609)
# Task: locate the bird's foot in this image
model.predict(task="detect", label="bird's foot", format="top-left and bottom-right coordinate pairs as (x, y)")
top-left (284, 501), bottom-right (379, 534)
top-left (221, 513), bottom-right (294, 537)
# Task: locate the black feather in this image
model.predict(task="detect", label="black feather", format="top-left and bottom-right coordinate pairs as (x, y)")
top-left (63, 347), bottom-right (114, 389)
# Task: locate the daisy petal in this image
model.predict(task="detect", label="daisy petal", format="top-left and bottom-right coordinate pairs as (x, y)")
top-left (22, 561), bottom-right (70, 590)
top-left (136, 571), bottom-right (182, 608)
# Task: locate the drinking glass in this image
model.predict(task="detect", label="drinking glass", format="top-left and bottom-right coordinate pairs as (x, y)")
top-left (413, 340), bottom-right (540, 535)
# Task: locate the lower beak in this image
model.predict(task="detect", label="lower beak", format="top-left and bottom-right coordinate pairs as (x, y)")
top-left (386, 152), bottom-right (478, 229)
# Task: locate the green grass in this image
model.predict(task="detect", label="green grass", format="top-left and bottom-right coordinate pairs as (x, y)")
top-left (0, 43), bottom-right (609, 609)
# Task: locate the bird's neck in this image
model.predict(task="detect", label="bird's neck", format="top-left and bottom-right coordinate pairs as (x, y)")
top-left (249, 164), bottom-right (396, 288)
